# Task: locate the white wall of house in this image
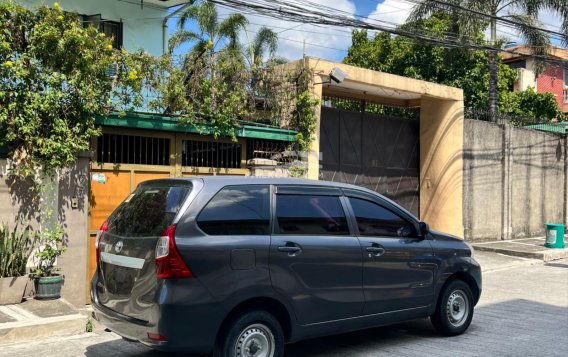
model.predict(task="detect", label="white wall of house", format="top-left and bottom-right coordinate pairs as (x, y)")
top-left (20, 0), bottom-right (170, 56)
top-left (514, 59), bottom-right (537, 91)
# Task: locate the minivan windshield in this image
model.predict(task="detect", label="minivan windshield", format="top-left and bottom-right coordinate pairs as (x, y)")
top-left (106, 182), bottom-right (192, 237)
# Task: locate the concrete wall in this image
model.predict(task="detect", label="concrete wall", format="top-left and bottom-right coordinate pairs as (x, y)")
top-left (0, 155), bottom-right (90, 307)
top-left (463, 120), bottom-right (504, 241)
top-left (420, 98), bottom-right (464, 238)
top-left (463, 119), bottom-right (567, 242)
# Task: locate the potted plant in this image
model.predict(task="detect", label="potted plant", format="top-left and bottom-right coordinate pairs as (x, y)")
top-left (0, 223), bottom-right (36, 305)
top-left (33, 224), bottom-right (67, 300)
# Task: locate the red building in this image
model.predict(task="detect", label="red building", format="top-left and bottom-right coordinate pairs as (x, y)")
top-left (502, 45), bottom-right (568, 114)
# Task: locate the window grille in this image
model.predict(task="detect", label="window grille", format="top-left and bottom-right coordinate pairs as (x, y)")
top-left (82, 14), bottom-right (123, 49)
top-left (246, 139), bottom-right (294, 162)
top-left (96, 133), bottom-right (170, 165)
top-left (181, 140), bottom-right (242, 169)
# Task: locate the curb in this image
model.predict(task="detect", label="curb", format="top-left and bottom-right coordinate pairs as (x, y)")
top-left (0, 313), bottom-right (86, 346)
top-left (473, 245), bottom-right (568, 262)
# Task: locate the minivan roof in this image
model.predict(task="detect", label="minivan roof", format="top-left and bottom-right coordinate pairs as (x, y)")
top-left (143, 176), bottom-right (375, 192)
top-left (139, 176), bottom-right (416, 220)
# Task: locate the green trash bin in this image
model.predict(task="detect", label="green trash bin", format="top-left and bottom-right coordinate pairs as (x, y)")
top-left (544, 223), bottom-right (565, 249)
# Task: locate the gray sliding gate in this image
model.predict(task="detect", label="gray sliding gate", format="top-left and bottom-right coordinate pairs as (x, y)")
top-left (320, 106), bottom-right (420, 217)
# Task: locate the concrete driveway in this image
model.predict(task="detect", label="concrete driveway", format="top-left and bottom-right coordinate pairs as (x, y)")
top-left (1, 252), bottom-right (567, 357)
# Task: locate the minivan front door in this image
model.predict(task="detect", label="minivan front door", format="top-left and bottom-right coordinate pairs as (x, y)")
top-left (270, 186), bottom-right (363, 325)
top-left (347, 196), bottom-right (435, 315)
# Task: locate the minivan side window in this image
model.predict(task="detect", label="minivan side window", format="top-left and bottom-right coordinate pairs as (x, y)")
top-left (275, 195), bottom-right (349, 235)
top-left (197, 185), bottom-right (270, 235)
top-left (348, 197), bottom-right (416, 237)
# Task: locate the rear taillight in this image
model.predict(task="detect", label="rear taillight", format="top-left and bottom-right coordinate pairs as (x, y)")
top-left (147, 332), bottom-right (167, 341)
top-left (95, 220), bottom-right (109, 263)
top-left (155, 224), bottom-right (192, 279)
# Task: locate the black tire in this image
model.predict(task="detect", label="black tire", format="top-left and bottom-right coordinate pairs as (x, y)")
top-left (431, 280), bottom-right (474, 336)
top-left (214, 310), bottom-right (285, 357)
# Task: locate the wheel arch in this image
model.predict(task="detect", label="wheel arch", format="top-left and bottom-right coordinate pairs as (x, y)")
top-left (442, 272), bottom-right (481, 306)
top-left (217, 296), bottom-right (293, 343)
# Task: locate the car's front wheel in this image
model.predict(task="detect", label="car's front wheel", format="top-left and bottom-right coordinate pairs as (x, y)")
top-left (431, 280), bottom-right (474, 336)
top-left (215, 310), bottom-right (284, 357)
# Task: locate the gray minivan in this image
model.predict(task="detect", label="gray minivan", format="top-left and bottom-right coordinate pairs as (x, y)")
top-left (91, 177), bottom-right (481, 356)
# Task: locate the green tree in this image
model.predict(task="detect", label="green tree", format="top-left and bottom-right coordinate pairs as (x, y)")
top-left (409, 0), bottom-right (568, 121)
top-left (0, 2), bottom-right (148, 175)
top-left (166, 1), bottom-right (251, 138)
top-left (344, 13), bottom-right (562, 120)
top-left (344, 13), bottom-right (515, 110)
top-left (500, 88), bottom-right (562, 121)
top-left (243, 26), bottom-right (279, 69)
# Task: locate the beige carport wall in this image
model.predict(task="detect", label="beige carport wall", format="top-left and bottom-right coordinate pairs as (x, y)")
top-left (284, 58), bottom-right (465, 239)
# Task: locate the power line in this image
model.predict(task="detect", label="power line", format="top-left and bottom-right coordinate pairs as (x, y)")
top-left (405, 0), bottom-right (567, 43)
top-left (208, 0), bottom-right (568, 67)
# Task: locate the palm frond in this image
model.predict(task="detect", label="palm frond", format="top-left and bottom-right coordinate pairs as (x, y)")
top-left (538, 0), bottom-right (568, 46)
top-left (408, 1), bottom-right (487, 44)
top-left (407, 0), bottom-right (452, 24)
top-left (199, 1), bottom-right (219, 38)
top-left (515, 0), bottom-right (546, 17)
top-left (508, 13), bottom-right (551, 74)
top-left (253, 27), bottom-right (278, 63)
top-left (168, 30), bottom-right (202, 53)
top-left (178, 4), bottom-right (199, 30)
top-left (218, 13), bottom-right (248, 48)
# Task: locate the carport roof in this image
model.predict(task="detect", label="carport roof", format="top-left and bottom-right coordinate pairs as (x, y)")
top-left (288, 57), bottom-right (464, 107)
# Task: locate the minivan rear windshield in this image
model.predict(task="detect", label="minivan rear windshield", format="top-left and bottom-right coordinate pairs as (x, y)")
top-left (107, 182), bottom-right (192, 237)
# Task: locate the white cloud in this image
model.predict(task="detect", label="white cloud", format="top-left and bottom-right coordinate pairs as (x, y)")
top-left (217, 0), bottom-right (357, 61)
top-left (368, 0), bottom-right (415, 28)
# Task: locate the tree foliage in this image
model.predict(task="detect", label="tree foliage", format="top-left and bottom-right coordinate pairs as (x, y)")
top-left (408, 0), bottom-right (567, 120)
top-left (344, 13), bottom-right (563, 120)
top-left (164, 1), bottom-right (291, 139)
top-left (0, 2), bottom-right (150, 176)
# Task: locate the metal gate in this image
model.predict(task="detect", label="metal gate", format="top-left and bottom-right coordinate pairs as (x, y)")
top-left (320, 106), bottom-right (420, 217)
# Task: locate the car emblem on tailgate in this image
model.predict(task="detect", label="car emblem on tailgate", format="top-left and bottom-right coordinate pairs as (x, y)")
top-left (114, 240), bottom-right (124, 254)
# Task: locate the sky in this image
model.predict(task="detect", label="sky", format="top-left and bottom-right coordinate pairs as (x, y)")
top-left (168, 0), bottom-right (566, 63)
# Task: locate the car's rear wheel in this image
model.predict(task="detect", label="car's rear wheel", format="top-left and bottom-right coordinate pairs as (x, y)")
top-left (215, 310), bottom-right (284, 357)
top-left (431, 280), bottom-right (474, 336)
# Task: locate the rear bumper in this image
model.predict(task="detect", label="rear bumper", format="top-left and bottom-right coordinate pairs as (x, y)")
top-left (91, 274), bottom-right (226, 353)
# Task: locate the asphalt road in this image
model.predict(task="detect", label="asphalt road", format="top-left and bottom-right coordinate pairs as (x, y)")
top-left (1, 253), bottom-right (567, 357)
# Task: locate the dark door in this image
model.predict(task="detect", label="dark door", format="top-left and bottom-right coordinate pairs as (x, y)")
top-left (320, 106), bottom-right (420, 216)
top-left (176, 184), bottom-right (272, 303)
top-left (269, 186), bottom-right (363, 325)
top-left (345, 194), bottom-right (435, 315)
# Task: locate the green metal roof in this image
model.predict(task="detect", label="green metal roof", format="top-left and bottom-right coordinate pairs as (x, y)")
top-left (524, 122), bottom-right (568, 134)
top-left (96, 112), bottom-right (297, 142)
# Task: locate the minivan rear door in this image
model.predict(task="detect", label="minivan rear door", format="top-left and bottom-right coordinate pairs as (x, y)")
top-left (270, 186), bottom-right (363, 325)
top-left (94, 180), bottom-right (193, 322)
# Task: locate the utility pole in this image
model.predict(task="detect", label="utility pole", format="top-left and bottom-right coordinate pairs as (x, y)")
top-left (303, 38), bottom-right (306, 58)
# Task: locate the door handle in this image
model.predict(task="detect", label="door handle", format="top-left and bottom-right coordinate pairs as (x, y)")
top-left (277, 243), bottom-right (302, 256)
top-left (278, 246), bottom-right (301, 253)
top-left (365, 246), bottom-right (385, 257)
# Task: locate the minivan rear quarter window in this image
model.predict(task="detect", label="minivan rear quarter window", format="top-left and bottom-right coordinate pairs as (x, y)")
top-left (107, 182), bottom-right (192, 237)
top-left (276, 194), bottom-right (349, 235)
top-left (197, 185), bottom-right (270, 235)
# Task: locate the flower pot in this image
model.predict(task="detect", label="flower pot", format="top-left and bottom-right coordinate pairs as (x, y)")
top-left (34, 275), bottom-right (63, 300)
top-left (0, 276), bottom-right (29, 305)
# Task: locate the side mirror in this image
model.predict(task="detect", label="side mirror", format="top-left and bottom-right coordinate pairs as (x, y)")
top-left (419, 221), bottom-right (430, 237)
